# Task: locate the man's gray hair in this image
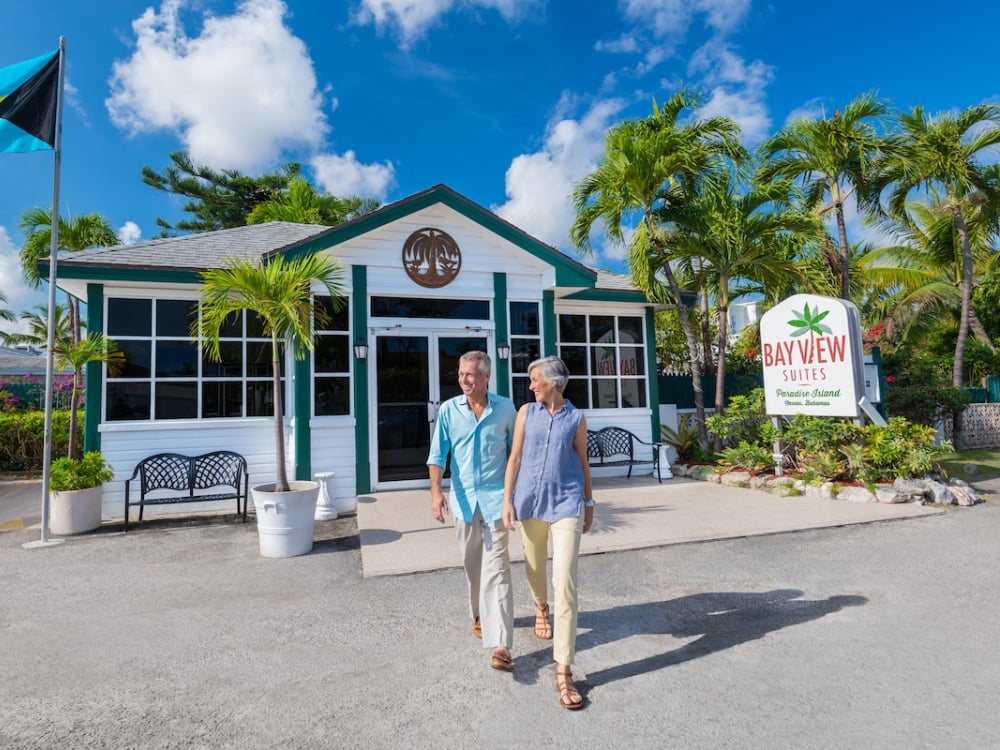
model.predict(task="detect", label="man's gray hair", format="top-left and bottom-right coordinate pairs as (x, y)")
top-left (527, 356), bottom-right (569, 392)
top-left (460, 350), bottom-right (492, 375)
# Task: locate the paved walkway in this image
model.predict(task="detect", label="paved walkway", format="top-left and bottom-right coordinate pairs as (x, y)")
top-left (356, 475), bottom-right (944, 577)
top-left (3, 477), bottom-right (998, 748)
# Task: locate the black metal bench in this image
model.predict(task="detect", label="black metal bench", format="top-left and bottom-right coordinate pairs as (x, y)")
top-left (587, 426), bottom-right (663, 483)
top-left (123, 451), bottom-right (249, 531)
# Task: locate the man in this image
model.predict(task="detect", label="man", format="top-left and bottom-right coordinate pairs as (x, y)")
top-left (428, 350), bottom-right (518, 672)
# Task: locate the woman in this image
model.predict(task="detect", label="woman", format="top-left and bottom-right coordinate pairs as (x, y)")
top-left (503, 356), bottom-right (595, 710)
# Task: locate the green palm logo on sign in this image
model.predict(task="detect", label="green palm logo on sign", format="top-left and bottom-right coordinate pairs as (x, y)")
top-left (787, 303), bottom-right (832, 337)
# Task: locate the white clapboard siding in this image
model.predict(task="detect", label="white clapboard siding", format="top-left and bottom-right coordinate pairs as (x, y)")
top-left (308, 420), bottom-right (359, 507)
top-left (98, 419), bottom-right (279, 519)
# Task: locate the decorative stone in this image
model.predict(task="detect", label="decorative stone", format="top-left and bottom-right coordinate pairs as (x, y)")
top-left (689, 465), bottom-right (719, 482)
top-left (874, 486), bottom-right (909, 504)
top-left (720, 471), bottom-right (751, 487)
top-left (836, 486), bottom-right (877, 503)
top-left (948, 479), bottom-right (983, 507)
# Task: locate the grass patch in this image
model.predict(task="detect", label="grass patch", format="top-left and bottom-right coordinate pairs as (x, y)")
top-left (938, 448), bottom-right (1000, 482)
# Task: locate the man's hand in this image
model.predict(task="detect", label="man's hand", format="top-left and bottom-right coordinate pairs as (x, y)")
top-left (431, 491), bottom-right (448, 524)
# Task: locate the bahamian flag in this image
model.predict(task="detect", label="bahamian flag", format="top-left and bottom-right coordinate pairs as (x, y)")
top-left (0, 49), bottom-right (59, 153)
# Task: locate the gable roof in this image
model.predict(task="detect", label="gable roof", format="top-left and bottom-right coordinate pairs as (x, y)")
top-left (50, 184), bottom-right (647, 300)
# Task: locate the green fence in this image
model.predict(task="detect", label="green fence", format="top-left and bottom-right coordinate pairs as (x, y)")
top-left (658, 373), bottom-right (762, 409)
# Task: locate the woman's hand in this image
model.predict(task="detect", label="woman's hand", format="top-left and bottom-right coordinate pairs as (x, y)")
top-left (582, 503), bottom-right (594, 534)
top-left (502, 500), bottom-right (517, 531)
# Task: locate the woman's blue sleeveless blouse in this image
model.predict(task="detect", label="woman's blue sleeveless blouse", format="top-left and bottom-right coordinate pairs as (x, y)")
top-left (512, 401), bottom-right (585, 523)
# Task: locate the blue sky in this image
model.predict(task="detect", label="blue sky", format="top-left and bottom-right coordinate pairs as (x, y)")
top-left (1, 0), bottom-right (999, 332)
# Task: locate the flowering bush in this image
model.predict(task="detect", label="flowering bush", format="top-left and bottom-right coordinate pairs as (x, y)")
top-left (0, 374), bottom-right (75, 412)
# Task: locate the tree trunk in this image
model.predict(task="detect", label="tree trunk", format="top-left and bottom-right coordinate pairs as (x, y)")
top-left (659, 261), bottom-right (709, 450)
top-left (952, 205), bottom-right (973, 388)
top-left (969, 309), bottom-right (995, 353)
top-left (713, 304), bottom-right (729, 453)
top-left (67, 378), bottom-right (80, 460)
top-left (835, 201), bottom-right (851, 300)
top-left (272, 333), bottom-right (289, 492)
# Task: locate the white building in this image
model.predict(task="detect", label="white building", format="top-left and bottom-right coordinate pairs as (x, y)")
top-left (55, 185), bottom-right (663, 517)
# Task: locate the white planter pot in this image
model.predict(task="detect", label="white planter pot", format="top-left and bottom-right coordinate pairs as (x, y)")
top-left (251, 481), bottom-right (320, 558)
top-left (49, 487), bottom-right (103, 535)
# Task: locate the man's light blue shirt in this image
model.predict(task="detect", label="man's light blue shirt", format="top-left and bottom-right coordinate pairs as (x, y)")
top-left (427, 392), bottom-right (517, 523)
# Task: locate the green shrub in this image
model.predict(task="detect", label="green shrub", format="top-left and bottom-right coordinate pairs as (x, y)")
top-left (661, 414), bottom-right (700, 461)
top-left (49, 451), bottom-right (114, 492)
top-left (718, 441), bottom-right (774, 472)
top-left (706, 388), bottom-right (777, 448)
top-left (0, 410), bottom-right (77, 472)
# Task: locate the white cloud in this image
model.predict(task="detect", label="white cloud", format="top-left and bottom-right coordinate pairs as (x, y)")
top-left (353, 0), bottom-right (541, 48)
top-left (310, 151), bottom-right (396, 200)
top-left (493, 97), bottom-right (627, 261)
top-left (0, 227), bottom-right (45, 336)
top-left (598, 0), bottom-right (752, 71)
top-left (117, 221), bottom-right (142, 245)
top-left (620, 0), bottom-right (751, 37)
top-left (106, 0), bottom-right (328, 173)
top-left (687, 40), bottom-right (773, 145)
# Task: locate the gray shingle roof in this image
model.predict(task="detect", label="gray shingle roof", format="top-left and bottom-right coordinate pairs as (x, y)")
top-left (594, 269), bottom-right (640, 292)
top-left (58, 222), bottom-right (331, 272)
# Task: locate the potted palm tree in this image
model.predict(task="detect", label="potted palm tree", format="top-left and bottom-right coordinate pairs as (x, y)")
top-left (196, 253), bottom-right (346, 557)
top-left (45, 330), bottom-right (123, 534)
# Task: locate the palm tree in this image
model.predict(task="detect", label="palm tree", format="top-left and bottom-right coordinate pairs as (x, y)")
top-left (0, 292), bottom-right (16, 331)
top-left (875, 103), bottom-right (1000, 388)
top-left (571, 90), bottom-right (747, 450)
top-left (246, 176), bottom-right (379, 226)
top-left (1, 303), bottom-right (72, 349)
top-left (19, 208), bottom-right (119, 343)
top-left (664, 167), bottom-right (812, 444)
top-left (862, 194), bottom-right (1000, 349)
top-left (196, 253), bottom-right (346, 492)
top-left (758, 91), bottom-right (889, 299)
top-left (54, 333), bottom-right (124, 459)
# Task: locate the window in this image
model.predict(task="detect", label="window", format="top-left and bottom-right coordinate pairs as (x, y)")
top-left (313, 295), bottom-right (351, 416)
top-left (509, 301), bottom-right (541, 407)
top-left (558, 313), bottom-right (647, 409)
top-left (105, 297), bottom-right (284, 421)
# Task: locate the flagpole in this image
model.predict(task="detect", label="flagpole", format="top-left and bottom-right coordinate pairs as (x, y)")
top-left (24, 37), bottom-right (66, 550)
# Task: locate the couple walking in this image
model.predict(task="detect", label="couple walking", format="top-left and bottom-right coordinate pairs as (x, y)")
top-left (428, 351), bottom-right (595, 710)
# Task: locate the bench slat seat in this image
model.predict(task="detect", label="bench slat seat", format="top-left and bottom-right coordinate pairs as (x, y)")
top-left (124, 451), bottom-right (249, 531)
top-left (587, 426), bottom-right (663, 483)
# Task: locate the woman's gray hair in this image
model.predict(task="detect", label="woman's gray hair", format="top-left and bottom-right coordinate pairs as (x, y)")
top-left (527, 356), bottom-right (569, 392)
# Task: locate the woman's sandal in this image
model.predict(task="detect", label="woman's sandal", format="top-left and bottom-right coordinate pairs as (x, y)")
top-left (534, 603), bottom-right (553, 640)
top-left (556, 670), bottom-right (583, 710)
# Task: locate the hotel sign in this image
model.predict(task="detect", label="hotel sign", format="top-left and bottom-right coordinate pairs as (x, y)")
top-left (760, 294), bottom-right (866, 418)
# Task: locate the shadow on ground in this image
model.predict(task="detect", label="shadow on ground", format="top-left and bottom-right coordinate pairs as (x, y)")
top-left (513, 588), bottom-right (868, 703)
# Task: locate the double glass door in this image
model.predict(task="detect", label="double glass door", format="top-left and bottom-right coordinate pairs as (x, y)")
top-left (374, 332), bottom-right (488, 486)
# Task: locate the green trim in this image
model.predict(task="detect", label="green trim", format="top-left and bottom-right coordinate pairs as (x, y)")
top-left (493, 273), bottom-right (510, 397)
top-left (562, 289), bottom-right (650, 304)
top-left (40, 263), bottom-right (201, 284)
top-left (542, 290), bottom-right (556, 356)
top-left (84, 284), bottom-right (104, 453)
top-left (645, 306), bottom-right (660, 440)
top-left (352, 265), bottom-right (371, 494)
top-left (294, 354), bottom-right (311, 481)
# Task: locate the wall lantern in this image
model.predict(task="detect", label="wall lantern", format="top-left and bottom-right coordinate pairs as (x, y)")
top-left (354, 340), bottom-right (369, 361)
top-left (496, 342), bottom-right (511, 362)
